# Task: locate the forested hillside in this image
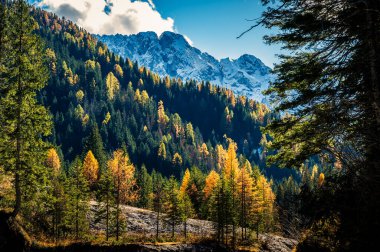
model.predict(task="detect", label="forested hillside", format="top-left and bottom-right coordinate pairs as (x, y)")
top-left (33, 8), bottom-right (280, 178)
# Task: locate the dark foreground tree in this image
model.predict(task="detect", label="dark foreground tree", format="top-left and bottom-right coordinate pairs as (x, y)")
top-left (239, 0), bottom-right (380, 250)
top-left (0, 0), bottom-right (52, 217)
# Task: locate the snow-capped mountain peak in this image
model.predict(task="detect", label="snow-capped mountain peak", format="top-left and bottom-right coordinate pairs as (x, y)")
top-left (96, 31), bottom-right (273, 103)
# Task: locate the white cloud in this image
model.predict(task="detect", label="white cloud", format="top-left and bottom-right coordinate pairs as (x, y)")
top-left (38, 0), bottom-right (174, 35)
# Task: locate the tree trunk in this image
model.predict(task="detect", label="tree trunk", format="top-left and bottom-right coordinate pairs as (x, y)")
top-left (156, 197), bottom-right (160, 240)
top-left (12, 1), bottom-right (23, 218)
top-left (172, 219), bottom-right (174, 238)
top-left (184, 220), bottom-right (187, 240)
top-left (116, 174), bottom-right (120, 241)
top-left (106, 193), bottom-right (109, 241)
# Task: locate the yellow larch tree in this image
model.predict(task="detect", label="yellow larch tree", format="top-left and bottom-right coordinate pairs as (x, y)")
top-left (76, 90), bottom-right (84, 103)
top-left (224, 140), bottom-right (239, 178)
top-left (318, 173), bottom-right (325, 187)
top-left (114, 64), bottom-right (123, 78)
top-left (199, 143), bottom-right (210, 169)
top-left (141, 90), bottom-right (149, 104)
top-left (215, 144), bottom-right (227, 172)
top-left (158, 142), bottom-right (167, 160)
top-left (180, 169), bottom-right (191, 196)
top-left (83, 150), bottom-right (99, 185)
top-left (203, 170), bottom-right (220, 199)
top-left (108, 149), bottom-right (137, 204)
top-left (102, 112), bottom-right (111, 125)
top-left (105, 72), bottom-right (120, 100)
top-left (108, 149), bottom-right (137, 240)
top-left (157, 100), bottom-right (169, 131)
top-left (172, 153), bottom-right (183, 168)
top-left (46, 148), bottom-right (61, 176)
top-left (134, 89), bottom-right (142, 103)
top-left (236, 160), bottom-right (254, 240)
top-left (251, 170), bottom-right (276, 237)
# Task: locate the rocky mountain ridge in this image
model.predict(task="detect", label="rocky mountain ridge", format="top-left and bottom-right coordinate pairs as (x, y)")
top-left (96, 31), bottom-right (273, 103)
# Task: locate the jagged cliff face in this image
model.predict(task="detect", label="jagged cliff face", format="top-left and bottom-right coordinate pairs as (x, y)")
top-left (96, 31), bottom-right (273, 103)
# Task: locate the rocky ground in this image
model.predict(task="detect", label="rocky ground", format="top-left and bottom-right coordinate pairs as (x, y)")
top-left (259, 234), bottom-right (298, 252)
top-left (89, 201), bottom-right (298, 252)
top-left (89, 201), bottom-right (216, 238)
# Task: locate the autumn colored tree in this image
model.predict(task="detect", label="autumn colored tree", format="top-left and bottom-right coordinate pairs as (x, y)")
top-left (83, 150), bottom-right (99, 185)
top-left (108, 149), bottom-right (137, 240)
top-left (223, 140), bottom-right (239, 247)
top-left (105, 71), bottom-right (120, 100)
top-left (157, 141), bottom-right (166, 160)
top-left (251, 166), bottom-right (276, 238)
top-left (157, 100), bottom-right (169, 132)
top-left (45, 147), bottom-right (63, 240)
top-left (185, 123), bottom-right (195, 145)
top-left (180, 169), bottom-right (191, 195)
top-left (202, 170), bottom-right (220, 220)
top-left (46, 148), bottom-right (61, 176)
top-left (236, 160), bottom-right (254, 240)
top-left (172, 152), bottom-right (183, 171)
top-left (114, 63), bottom-right (123, 78)
top-left (199, 143), bottom-right (210, 170)
top-left (179, 169), bottom-right (194, 239)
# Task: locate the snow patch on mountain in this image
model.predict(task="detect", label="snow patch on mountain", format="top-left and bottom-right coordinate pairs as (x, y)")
top-left (96, 31), bottom-right (274, 103)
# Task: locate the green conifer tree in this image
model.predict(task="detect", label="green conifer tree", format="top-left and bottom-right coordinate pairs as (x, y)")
top-left (95, 168), bottom-right (115, 241)
top-left (137, 164), bottom-right (153, 209)
top-left (0, 0), bottom-right (52, 217)
top-left (163, 176), bottom-right (182, 238)
top-left (64, 157), bottom-right (90, 239)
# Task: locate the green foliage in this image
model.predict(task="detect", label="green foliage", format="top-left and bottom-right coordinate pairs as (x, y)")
top-left (255, 0), bottom-right (380, 249)
top-left (64, 158), bottom-right (90, 239)
top-left (94, 168), bottom-right (115, 240)
top-left (137, 164), bottom-right (153, 209)
top-left (163, 176), bottom-right (183, 237)
top-left (0, 0), bottom-right (52, 217)
top-left (83, 123), bottom-right (107, 175)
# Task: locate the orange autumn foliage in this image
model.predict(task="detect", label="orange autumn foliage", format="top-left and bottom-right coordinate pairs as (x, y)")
top-left (180, 169), bottom-right (191, 196)
top-left (203, 170), bottom-right (220, 199)
top-left (108, 149), bottom-right (137, 204)
top-left (46, 148), bottom-right (60, 176)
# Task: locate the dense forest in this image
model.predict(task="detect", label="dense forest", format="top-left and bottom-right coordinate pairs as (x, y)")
top-left (1, 0), bottom-right (379, 251)
top-left (31, 7), bottom-right (294, 180)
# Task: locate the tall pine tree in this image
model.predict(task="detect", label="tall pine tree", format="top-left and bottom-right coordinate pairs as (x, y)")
top-left (0, 0), bottom-right (52, 217)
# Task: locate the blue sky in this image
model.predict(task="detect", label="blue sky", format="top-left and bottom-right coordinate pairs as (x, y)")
top-left (29, 0), bottom-right (281, 67)
top-left (152, 0), bottom-right (281, 67)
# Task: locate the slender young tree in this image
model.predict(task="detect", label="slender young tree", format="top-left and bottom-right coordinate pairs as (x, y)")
top-left (83, 150), bottom-right (99, 186)
top-left (45, 147), bottom-right (63, 240)
top-left (95, 168), bottom-right (114, 241)
top-left (152, 170), bottom-right (164, 240)
top-left (65, 157), bottom-right (89, 239)
top-left (137, 164), bottom-right (153, 209)
top-left (108, 149), bottom-right (137, 241)
top-left (179, 169), bottom-right (194, 240)
top-left (163, 176), bottom-right (182, 238)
